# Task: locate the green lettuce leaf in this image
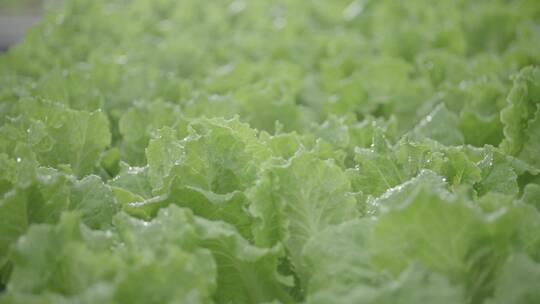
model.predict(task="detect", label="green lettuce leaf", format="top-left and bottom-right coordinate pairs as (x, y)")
top-left (0, 99), bottom-right (110, 177)
top-left (248, 151), bottom-right (358, 281)
top-left (500, 66), bottom-right (540, 156)
top-left (303, 220), bottom-right (465, 304)
top-left (485, 254), bottom-right (540, 304)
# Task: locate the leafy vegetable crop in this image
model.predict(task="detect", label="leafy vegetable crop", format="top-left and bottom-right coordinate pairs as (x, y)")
top-left (1, 0), bottom-right (540, 303)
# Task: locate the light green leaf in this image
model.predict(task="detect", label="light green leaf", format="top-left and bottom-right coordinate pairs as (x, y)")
top-left (147, 118), bottom-right (270, 238)
top-left (1, 100), bottom-right (111, 177)
top-left (248, 151), bottom-right (358, 280)
top-left (500, 66), bottom-right (540, 155)
top-left (119, 101), bottom-right (185, 165)
top-left (303, 220), bottom-right (465, 304)
top-left (521, 183), bottom-right (540, 211)
top-left (518, 108), bottom-right (540, 168)
top-left (485, 254), bottom-right (540, 304)
top-left (70, 175), bottom-right (117, 229)
top-left (412, 103), bottom-right (464, 146)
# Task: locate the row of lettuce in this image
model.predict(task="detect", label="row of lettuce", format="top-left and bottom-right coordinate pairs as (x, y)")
top-left (1, 0), bottom-right (540, 303)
